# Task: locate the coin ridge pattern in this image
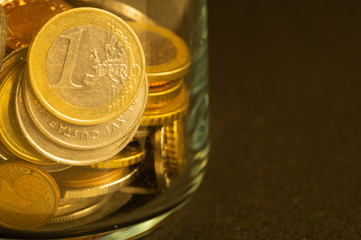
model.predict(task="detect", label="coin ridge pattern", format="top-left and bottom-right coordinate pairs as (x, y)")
top-left (0, 63), bottom-right (54, 164)
top-left (15, 70), bottom-right (141, 165)
top-left (24, 73), bottom-right (148, 150)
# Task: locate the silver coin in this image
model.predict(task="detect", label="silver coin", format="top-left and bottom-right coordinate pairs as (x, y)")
top-left (133, 126), bottom-right (150, 139)
top-left (0, 5), bottom-right (7, 68)
top-left (55, 196), bottom-right (101, 217)
top-left (0, 47), bottom-right (27, 72)
top-left (15, 69), bottom-right (142, 166)
top-left (101, 0), bottom-right (156, 24)
top-left (66, 0), bottom-right (155, 23)
top-left (24, 71), bottom-right (147, 150)
top-left (58, 166), bottom-right (139, 199)
top-left (59, 195), bottom-right (101, 206)
top-left (44, 191), bottom-right (132, 230)
top-left (50, 195), bottom-right (108, 224)
top-left (41, 163), bottom-right (72, 173)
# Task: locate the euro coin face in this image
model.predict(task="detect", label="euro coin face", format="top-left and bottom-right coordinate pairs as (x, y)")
top-left (129, 22), bottom-right (190, 86)
top-left (0, 161), bottom-right (60, 230)
top-left (28, 7), bottom-right (146, 125)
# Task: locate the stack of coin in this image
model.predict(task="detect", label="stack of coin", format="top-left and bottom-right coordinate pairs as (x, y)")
top-left (0, 7), bottom-right (148, 230)
top-left (0, 1), bottom-right (192, 232)
top-left (128, 22), bottom-right (190, 190)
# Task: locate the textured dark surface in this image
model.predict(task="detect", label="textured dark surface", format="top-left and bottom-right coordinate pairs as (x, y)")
top-left (143, 1), bottom-right (361, 239)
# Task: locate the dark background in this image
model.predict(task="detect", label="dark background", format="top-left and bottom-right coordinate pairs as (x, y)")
top-left (144, 1), bottom-right (361, 239)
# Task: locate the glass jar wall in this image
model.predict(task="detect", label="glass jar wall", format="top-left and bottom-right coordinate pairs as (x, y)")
top-left (0, 0), bottom-right (209, 239)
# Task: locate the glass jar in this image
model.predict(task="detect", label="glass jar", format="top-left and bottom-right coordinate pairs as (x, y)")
top-left (0, 0), bottom-right (209, 239)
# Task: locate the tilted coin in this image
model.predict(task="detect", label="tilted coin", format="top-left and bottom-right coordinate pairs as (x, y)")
top-left (101, 0), bottom-right (156, 24)
top-left (0, 46), bottom-right (27, 72)
top-left (141, 82), bottom-right (189, 126)
top-left (89, 141), bottom-right (145, 169)
top-left (0, 62), bottom-right (54, 165)
top-left (24, 71), bottom-right (147, 150)
top-left (28, 7), bottom-right (146, 125)
top-left (15, 68), bottom-right (143, 166)
top-left (0, 5), bottom-right (7, 66)
top-left (163, 120), bottom-right (186, 177)
top-left (146, 78), bottom-right (183, 109)
top-left (53, 166), bottom-right (139, 199)
top-left (153, 126), bottom-right (170, 189)
top-left (3, 0), bottom-right (72, 51)
top-left (0, 160), bottom-right (60, 230)
top-left (67, 0), bottom-right (155, 23)
top-left (129, 22), bottom-right (190, 86)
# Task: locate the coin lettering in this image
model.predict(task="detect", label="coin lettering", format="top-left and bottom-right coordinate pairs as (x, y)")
top-left (46, 25), bottom-right (129, 108)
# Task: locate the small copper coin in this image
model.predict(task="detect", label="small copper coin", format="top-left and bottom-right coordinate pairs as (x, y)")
top-left (3, 0), bottom-right (72, 51)
top-left (0, 161), bottom-right (60, 230)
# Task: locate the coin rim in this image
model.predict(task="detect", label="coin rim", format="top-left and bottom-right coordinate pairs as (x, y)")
top-left (0, 62), bottom-right (55, 164)
top-left (24, 70), bottom-right (148, 150)
top-left (28, 7), bottom-right (146, 125)
top-left (129, 22), bottom-right (190, 83)
top-left (0, 161), bottom-right (60, 229)
top-left (15, 68), bottom-right (144, 166)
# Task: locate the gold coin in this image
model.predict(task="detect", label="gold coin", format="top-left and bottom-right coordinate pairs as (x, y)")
top-left (28, 7), bottom-right (146, 125)
top-left (129, 22), bottom-right (190, 86)
top-left (141, 82), bottom-right (189, 126)
top-left (90, 141), bottom-right (145, 169)
top-left (153, 126), bottom-right (170, 188)
top-left (3, 0), bottom-right (72, 51)
top-left (164, 120), bottom-right (186, 177)
top-left (0, 62), bottom-right (54, 165)
top-left (146, 78), bottom-right (183, 109)
top-left (0, 160), bottom-right (60, 230)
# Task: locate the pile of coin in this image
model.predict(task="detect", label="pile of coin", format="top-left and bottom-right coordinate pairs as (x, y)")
top-left (0, 0), bottom-right (190, 232)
